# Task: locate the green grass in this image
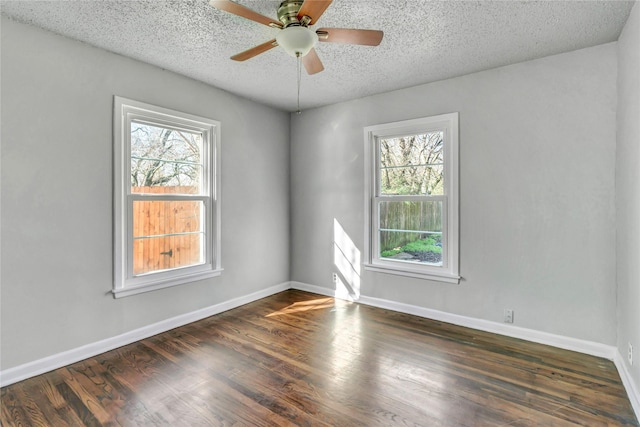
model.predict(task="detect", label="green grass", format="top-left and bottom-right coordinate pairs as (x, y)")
top-left (401, 238), bottom-right (442, 254)
top-left (381, 248), bottom-right (402, 257)
top-left (381, 237), bottom-right (441, 258)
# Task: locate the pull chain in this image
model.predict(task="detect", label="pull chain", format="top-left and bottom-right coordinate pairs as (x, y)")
top-left (296, 52), bottom-right (302, 114)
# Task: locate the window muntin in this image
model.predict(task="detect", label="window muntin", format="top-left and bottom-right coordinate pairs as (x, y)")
top-left (364, 113), bottom-right (459, 283)
top-left (114, 97), bottom-right (221, 297)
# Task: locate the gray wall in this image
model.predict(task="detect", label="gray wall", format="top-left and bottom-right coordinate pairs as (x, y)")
top-left (0, 18), bottom-right (290, 370)
top-left (291, 42), bottom-right (618, 345)
top-left (1, 10), bottom-right (633, 376)
top-left (617, 2), bottom-right (640, 395)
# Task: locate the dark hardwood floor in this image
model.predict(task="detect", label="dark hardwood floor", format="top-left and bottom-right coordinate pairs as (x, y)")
top-left (1, 290), bottom-right (638, 426)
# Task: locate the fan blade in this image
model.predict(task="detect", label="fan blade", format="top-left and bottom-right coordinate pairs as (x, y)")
top-left (302, 48), bottom-right (324, 75)
top-left (297, 0), bottom-right (333, 25)
top-left (231, 39), bottom-right (278, 61)
top-left (210, 0), bottom-right (283, 28)
top-left (316, 28), bottom-right (383, 46)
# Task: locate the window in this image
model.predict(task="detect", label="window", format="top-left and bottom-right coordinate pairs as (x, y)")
top-left (364, 113), bottom-right (459, 283)
top-left (113, 97), bottom-right (221, 298)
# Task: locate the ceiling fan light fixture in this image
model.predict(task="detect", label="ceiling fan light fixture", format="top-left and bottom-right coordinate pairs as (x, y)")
top-left (276, 26), bottom-right (318, 57)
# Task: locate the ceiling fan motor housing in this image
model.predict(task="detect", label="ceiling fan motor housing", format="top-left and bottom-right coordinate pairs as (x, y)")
top-left (278, 0), bottom-right (304, 27)
top-left (276, 0), bottom-right (317, 58)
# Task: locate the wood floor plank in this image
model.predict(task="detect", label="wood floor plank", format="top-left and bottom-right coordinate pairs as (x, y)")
top-left (2, 387), bottom-right (35, 426)
top-left (9, 383), bottom-right (58, 426)
top-left (1, 290), bottom-right (638, 426)
top-left (55, 381), bottom-right (102, 427)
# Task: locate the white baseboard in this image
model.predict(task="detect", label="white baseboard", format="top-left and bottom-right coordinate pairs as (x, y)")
top-left (290, 280), bottom-right (358, 301)
top-left (0, 282), bottom-right (290, 387)
top-left (360, 294), bottom-right (617, 360)
top-left (289, 281), bottom-right (617, 360)
top-left (614, 351), bottom-right (640, 420)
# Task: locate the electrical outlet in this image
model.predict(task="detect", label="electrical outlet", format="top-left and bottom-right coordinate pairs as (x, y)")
top-left (332, 273), bottom-right (338, 283)
top-left (504, 309), bottom-right (514, 324)
top-left (629, 342), bottom-right (634, 366)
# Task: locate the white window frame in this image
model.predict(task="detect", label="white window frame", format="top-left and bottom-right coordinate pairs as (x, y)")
top-left (113, 96), bottom-right (222, 298)
top-left (363, 113), bottom-right (460, 284)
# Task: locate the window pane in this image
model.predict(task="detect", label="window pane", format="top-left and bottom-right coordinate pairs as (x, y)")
top-left (379, 200), bottom-right (442, 265)
top-left (379, 131), bottom-right (443, 195)
top-left (131, 122), bottom-right (202, 194)
top-left (133, 200), bottom-right (204, 275)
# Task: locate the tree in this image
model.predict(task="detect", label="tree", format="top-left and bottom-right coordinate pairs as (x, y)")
top-left (130, 123), bottom-right (201, 191)
top-left (379, 132), bottom-right (443, 195)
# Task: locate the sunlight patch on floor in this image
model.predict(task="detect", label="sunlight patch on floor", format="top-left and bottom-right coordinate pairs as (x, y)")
top-left (265, 298), bottom-right (335, 317)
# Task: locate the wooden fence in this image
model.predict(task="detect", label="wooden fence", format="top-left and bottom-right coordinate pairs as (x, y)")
top-left (379, 200), bottom-right (442, 250)
top-left (132, 186), bottom-right (202, 275)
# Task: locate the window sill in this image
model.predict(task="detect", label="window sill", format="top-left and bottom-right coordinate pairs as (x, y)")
top-left (112, 268), bottom-right (223, 298)
top-left (364, 263), bottom-right (460, 284)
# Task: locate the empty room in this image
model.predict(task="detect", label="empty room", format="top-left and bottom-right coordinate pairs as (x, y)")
top-left (1, 0), bottom-right (639, 425)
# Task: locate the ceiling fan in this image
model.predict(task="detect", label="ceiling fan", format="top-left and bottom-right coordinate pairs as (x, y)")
top-left (209, 0), bottom-right (384, 75)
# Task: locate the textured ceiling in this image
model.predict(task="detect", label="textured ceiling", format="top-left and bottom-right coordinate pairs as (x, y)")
top-left (1, 0), bottom-right (635, 112)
